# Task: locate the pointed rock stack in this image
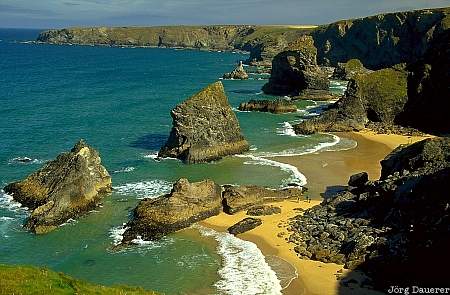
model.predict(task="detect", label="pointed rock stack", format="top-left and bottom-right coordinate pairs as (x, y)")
top-left (158, 81), bottom-right (249, 163)
top-left (223, 61), bottom-right (249, 80)
top-left (4, 140), bottom-right (112, 234)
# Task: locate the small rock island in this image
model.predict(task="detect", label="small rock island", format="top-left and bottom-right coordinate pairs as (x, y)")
top-left (4, 140), bottom-right (112, 234)
top-left (158, 81), bottom-right (249, 163)
top-left (222, 61), bottom-right (249, 80)
top-left (238, 99), bottom-right (297, 114)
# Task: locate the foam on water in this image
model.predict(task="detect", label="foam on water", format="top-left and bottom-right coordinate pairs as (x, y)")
top-left (231, 107), bottom-right (250, 113)
top-left (8, 157), bottom-right (44, 165)
top-left (0, 190), bottom-right (27, 214)
top-left (109, 224), bottom-right (129, 246)
top-left (197, 225), bottom-right (282, 295)
top-left (113, 166), bottom-right (136, 173)
top-left (236, 154), bottom-right (307, 186)
top-left (113, 179), bottom-right (172, 199)
top-left (276, 122), bottom-right (299, 137)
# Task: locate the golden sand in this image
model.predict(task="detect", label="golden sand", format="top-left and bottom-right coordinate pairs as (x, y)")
top-left (201, 131), bottom-right (430, 295)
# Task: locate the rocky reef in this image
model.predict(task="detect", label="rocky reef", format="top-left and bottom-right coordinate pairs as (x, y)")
top-left (294, 65), bottom-right (409, 134)
top-left (222, 185), bottom-right (302, 214)
top-left (288, 137), bottom-right (450, 289)
top-left (238, 99), bottom-right (297, 114)
top-left (312, 7), bottom-right (450, 69)
top-left (332, 59), bottom-right (372, 80)
top-left (122, 178), bottom-right (222, 242)
top-left (4, 140), bottom-right (112, 234)
top-left (222, 61), bottom-right (249, 80)
top-left (158, 81), bottom-right (249, 163)
top-left (262, 35), bottom-right (329, 96)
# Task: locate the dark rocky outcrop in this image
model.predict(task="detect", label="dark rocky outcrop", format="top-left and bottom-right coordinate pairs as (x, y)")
top-left (222, 61), bottom-right (249, 80)
top-left (398, 29), bottom-right (450, 134)
top-left (158, 81), bottom-right (249, 163)
top-left (246, 205), bottom-right (281, 216)
top-left (228, 217), bottom-right (262, 235)
top-left (312, 7), bottom-right (450, 69)
top-left (347, 172), bottom-right (368, 188)
top-left (3, 140), bottom-right (112, 234)
top-left (238, 99), bottom-right (297, 114)
top-left (294, 65), bottom-right (409, 134)
top-left (332, 59), bottom-right (372, 80)
top-left (222, 185), bottom-right (302, 214)
top-left (262, 36), bottom-right (330, 96)
top-left (122, 178), bottom-right (222, 242)
top-left (288, 137), bottom-right (450, 290)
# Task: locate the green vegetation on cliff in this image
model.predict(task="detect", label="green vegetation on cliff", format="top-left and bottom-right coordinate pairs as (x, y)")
top-left (0, 264), bottom-right (159, 295)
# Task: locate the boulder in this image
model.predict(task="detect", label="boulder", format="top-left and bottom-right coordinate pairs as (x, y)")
top-left (294, 66), bottom-right (408, 134)
top-left (4, 140), bottom-right (112, 234)
top-left (158, 82), bottom-right (249, 163)
top-left (238, 99), bottom-right (297, 114)
top-left (348, 172), bottom-right (369, 188)
top-left (228, 217), bottom-right (262, 235)
top-left (122, 178), bottom-right (222, 242)
top-left (222, 61), bottom-right (249, 80)
top-left (262, 35), bottom-right (330, 96)
top-left (332, 59), bottom-right (372, 80)
top-left (222, 185), bottom-right (302, 214)
top-left (246, 205), bottom-right (281, 216)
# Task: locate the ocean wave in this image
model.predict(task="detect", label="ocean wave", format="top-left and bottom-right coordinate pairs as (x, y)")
top-left (109, 224), bottom-right (129, 246)
top-left (0, 216), bottom-right (15, 221)
top-left (0, 190), bottom-right (27, 214)
top-left (143, 152), bottom-right (178, 161)
top-left (109, 224), bottom-right (175, 252)
top-left (197, 225), bottom-right (282, 295)
top-left (276, 122), bottom-right (299, 137)
top-left (249, 145), bottom-right (258, 151)
top-left (236, 155), bottom-right (307, 186)
top-left (231, 107), bottom-right (250, 113)
top-left (59, 218), bottom-right (77, 227)
top-left (113, 179), bottom-right (172, 199)
top-left (113, 166), bottom-right (135, 174)
top-left (8, 157), bottom-right (44, 165)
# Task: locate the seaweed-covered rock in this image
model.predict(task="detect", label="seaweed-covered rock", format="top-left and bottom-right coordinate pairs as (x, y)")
top-left (158, 82), bottom-right (249, 163)
top-left (294, 66), bottom-right (408, 134)
top-left (228, 217), bottom-right (262, 235)
top-left (332, 59), bottom-right (372, 80)
top-left (238, 99), bottom-right (297, 114)
top-left (222, 185), bottom-right (302, 214)
top-left (122, 179), bottom-right (222, 242)
top-left (262, 36), bottom-right (330, 96)
top-left (4, 140), bottom-right (112, 234)
top-left (246, 205), bottom-right (281, 216)
top-left (223, 61), bottom-right (249, 80)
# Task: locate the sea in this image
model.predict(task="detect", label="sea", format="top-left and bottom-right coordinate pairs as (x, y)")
top-left (0, 28), bottom-right (353, 294)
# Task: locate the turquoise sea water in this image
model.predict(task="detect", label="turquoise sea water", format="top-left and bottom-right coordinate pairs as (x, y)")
top-left (0, 29), bottom-right (351, 294)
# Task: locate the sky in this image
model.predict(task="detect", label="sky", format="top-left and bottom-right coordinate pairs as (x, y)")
top-left (0, 0), bottom-right (449, 29)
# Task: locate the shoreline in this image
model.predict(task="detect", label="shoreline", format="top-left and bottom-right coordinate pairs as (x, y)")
top-left (202, 130), bottom-right (431, 295)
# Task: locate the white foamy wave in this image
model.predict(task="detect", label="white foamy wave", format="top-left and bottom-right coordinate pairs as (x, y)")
top-left (0, 190), bottom-right (27, 214)
top-left (236, 155), bottom-right (307, 186)
top-left (249, 145), bottom-right (258, 151)
top-left (197, 225), bottom-right (282, 295)
top-left (144, 152), bottom-right (178, 161)
top-left (113, 179), bottom-right (172, 199)
top-left (231, 107), bottom-right (250, 113)
top-left (276, 122), bottom-right (299, 137)
top-left (113, 166), bottom-right (135, 174)
top-left (0, 216), bottom-right (14, 221)
top-left (109, 224), bottom-right (128, 246)
top-left (59, 218), bottom-right (77, 227)
top-left (8, 157), bottom-right (44, 165)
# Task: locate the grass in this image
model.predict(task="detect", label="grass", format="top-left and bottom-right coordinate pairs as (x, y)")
top-left (0, 264), bottom-right (159, 295)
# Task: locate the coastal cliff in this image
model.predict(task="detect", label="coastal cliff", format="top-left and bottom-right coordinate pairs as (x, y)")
top-left (37, 25), bottom-right (314, 66)
top-left (158, 81), bottom-right (249, 163)
top-left (312, 7), bottom-right (450, 69)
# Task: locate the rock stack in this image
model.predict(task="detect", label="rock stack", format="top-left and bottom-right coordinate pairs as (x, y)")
top-left (223, 61), bottom-right (249, 80)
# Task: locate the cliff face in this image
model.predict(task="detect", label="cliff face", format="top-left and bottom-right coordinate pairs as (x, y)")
top-left (4, 140), bottom-right (112, 234)
top-left (37, 25), bottom-right (314, 67)
top-left (312, 7), bottom-right (450, 69)
top-left (158, 81), bottom-right (249, 163)
top-left (294, 66), bottom-right (409, 134)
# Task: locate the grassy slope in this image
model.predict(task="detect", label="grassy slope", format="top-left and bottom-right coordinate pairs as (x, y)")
top-left (0, 264), bottom-right (159, 295)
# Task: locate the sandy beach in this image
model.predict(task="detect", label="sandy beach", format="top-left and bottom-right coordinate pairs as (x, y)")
top-left (202, 130), bottom-right (431, 295)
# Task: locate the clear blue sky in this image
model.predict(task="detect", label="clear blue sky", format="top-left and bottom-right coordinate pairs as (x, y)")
top-left (0, 0), bottom-right (448, 29)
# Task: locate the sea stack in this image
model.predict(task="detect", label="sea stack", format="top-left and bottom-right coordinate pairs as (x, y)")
top-left (238, 99), bottom-right (297, 114)
top-left (158, 81), bottom-right (249, 163)
top-left (4, 140), bottom-right (112, 234)
top-left (122, 178), bottom-right (222, 242)
top-left (223, 61), bottom-right (249, 80)
top-left (262, 35), bottom-right (329, 97)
